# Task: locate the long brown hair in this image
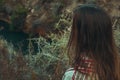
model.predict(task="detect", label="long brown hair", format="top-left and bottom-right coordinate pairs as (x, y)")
top-left (68, 4), bottom-right (120, 80)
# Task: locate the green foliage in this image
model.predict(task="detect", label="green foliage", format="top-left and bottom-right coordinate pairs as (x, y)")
top-left (26, 32), bottom-right (69, 80)
top-left (0, 39), bottom-right (37, 80)
top-left (114, 30), bottom-right (120, 48)
top-left (14, 4), bottom-right (28, 14)
top-left (10, 4), bottom-right (28, 31)
top-left (0, 0), bottom-right (5, 11)
top-left (0, 31), bottom-right (70, 80)
top-left (10, 15), bottom-right (16, 31)
top-left (0, 0), bottom-right (5, 6)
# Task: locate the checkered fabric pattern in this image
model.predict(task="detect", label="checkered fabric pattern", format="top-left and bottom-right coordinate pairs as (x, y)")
top-left (72, 57), bottom-right (94, 80)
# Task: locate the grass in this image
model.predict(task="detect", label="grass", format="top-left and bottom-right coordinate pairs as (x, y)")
top-left (0, 31), bottom-right (70, 80)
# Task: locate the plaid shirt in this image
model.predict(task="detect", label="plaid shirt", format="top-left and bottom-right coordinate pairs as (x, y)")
top-left (63, 57), bottom-right (94, 80)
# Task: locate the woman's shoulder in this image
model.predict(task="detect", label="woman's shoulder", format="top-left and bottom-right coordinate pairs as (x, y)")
top-left (62, 68), bottom-right (75, 80)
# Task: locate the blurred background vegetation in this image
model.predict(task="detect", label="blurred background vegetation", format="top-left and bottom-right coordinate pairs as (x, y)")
top-left (0, 0), bottom-right (120, 80)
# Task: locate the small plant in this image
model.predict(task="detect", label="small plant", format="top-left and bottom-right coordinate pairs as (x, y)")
top-left (25, 32), bottom-right (70, 80)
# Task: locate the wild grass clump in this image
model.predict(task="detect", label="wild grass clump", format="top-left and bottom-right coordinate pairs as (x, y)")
top-left (0, 31), bottom-right (70, 80)
top-left (26, 32), bottom-right (70, 80)
top-left (114, 30), bottom-right (120, 53)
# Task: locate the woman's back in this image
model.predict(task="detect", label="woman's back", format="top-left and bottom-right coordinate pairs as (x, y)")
top-left (63, 4), bottom-right (120, 80)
